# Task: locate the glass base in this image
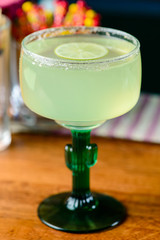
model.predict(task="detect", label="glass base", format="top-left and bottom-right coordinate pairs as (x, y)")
top-left (38, 192), bottom-right (126, 233)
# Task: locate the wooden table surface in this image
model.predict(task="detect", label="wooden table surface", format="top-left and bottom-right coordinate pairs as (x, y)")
top-left (0, 132), bottom-right (160, 240)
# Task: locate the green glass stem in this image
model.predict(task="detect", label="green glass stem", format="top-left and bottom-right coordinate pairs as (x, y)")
top-left (38, 129), bottom-right (126, 232)
top-left (65, 130), bottom-right (97, 210)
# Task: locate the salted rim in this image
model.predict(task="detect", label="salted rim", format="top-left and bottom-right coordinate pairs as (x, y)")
top-left (22, 26), bottom-right (140, 65)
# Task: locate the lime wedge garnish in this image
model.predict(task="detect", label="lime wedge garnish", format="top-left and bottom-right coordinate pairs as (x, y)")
top-left (54, 42), bottom-right (108, 60)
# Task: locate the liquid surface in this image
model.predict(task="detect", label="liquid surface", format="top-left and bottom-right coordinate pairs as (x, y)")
top-left (25, 35), bottom-right (134, 61)
top-left (20, 34), bottom-right (141, 129)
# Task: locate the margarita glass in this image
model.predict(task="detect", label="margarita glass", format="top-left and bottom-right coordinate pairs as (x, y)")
top-left (20, 27), bottom-right (141, 233)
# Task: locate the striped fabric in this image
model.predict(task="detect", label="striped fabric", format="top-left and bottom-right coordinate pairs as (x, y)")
top-left (11, 93), bottom-right (160, 144)
top-left (53, 93), bottom-right (160, 144)
top-left (93, 93), bottom-right (160, 143)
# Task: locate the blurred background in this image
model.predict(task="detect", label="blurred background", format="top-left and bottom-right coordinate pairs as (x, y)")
top-left (68, 0), bottom-right (160, 94)
top-left (2, 0), bottom-right (160, 94)
top-left (0, 0), bottom-right (160, 144)
top-left (0, 0), bottom-right (160, 93)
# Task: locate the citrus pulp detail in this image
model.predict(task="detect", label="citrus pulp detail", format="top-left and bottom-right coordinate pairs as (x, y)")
top-left (54, 42), bottom-right (108, 60)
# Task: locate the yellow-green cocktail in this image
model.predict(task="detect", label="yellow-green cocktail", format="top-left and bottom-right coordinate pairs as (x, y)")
top-left (20, 30), bottom-right (141, 129)
top-left (20, 27), bottom-right (141, 233)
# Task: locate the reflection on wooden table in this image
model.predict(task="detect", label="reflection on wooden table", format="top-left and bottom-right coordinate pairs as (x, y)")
top-left (0, 133), bottom-right (160, 239)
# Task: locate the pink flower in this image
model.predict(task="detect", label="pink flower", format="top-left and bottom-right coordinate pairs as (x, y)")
top-left (0, 0), bottom-right (24, 19)
top-left (0, 0), bottom-right (24, 8)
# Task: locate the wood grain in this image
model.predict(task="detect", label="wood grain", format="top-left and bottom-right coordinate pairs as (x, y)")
top-left (0, 133), bottom-right (160, 240)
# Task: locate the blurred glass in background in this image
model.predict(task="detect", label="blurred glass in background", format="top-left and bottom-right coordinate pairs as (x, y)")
top-left (0, 13), bottom-right (11, 150)
top-left (1, 0), bottom-right (160, 137)
top-left (2, 0), bottom-right (101, 131)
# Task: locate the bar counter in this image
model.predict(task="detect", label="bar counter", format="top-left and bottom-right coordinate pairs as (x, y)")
top-left (0, 133), bottom-right (160, 239)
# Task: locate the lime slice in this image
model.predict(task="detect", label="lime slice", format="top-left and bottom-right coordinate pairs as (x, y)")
top-left (54, 42), bottom-right (108, 60)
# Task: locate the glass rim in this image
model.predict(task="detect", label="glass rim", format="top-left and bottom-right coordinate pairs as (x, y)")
top-left (0, 15), bottom-right (10, 32)
top-left (21, 26), bottom-right (140, 65)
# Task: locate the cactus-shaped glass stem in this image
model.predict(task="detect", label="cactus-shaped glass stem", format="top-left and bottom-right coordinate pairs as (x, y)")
top-left (65, 130), bottom-right (97, 210)
top-left (38, 129), bottom-right (126, 233)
